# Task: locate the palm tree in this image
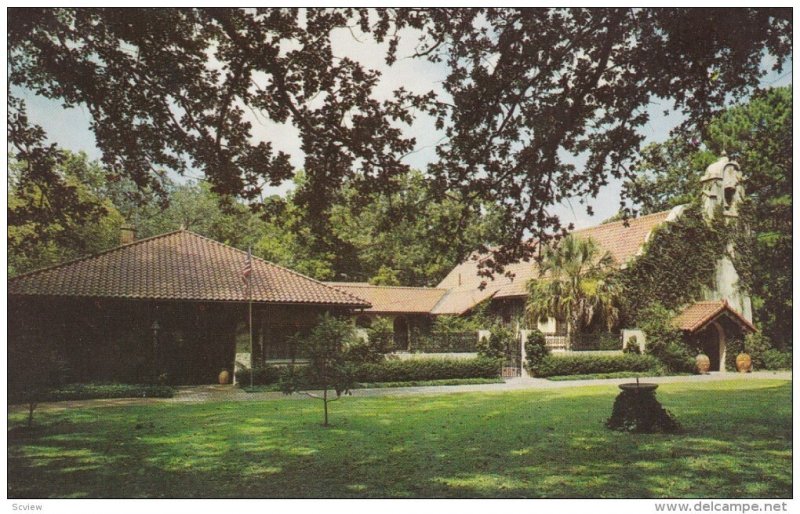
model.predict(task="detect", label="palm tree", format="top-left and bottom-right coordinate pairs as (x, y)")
top-left (526, 235), bottom-right (620, 345)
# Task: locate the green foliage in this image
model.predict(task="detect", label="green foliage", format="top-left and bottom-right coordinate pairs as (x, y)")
top-left (234, 366), bottom-right (283, 386)
top-left (281, 314), bottom-right (357, 395)
top-left (7, 380), bottom-right (792, 498)
top-left (8, 383), bottom-right (175, 404)
top-left (526, 235), bottom-right (621, 336)
top-left (412, 314), bottom-right (482, 353)
top-left (8, 151), bottom-right (126, 275)
top-left (743, 332), bottom-right (774, 370)
top-left (354, 317), bottom-right (394, 361)
top-left (280, 314), bottom-right (359, 425)
top-left (477, 325), bottom-right (516, 359)
top-left (346, 334), bottom-right (389, 365)
top-left (349, 357), bottom-right (502, 383)
top-left (329, 169), bottom-right (505, 286)
top-left (10, 9), bottom-right (790, 286)
top-left (523, 330), bottom-right (549, 374)
top-left (760, 350), bottom-right (792, 371)
top-left (628, 87), bottom-right (792, 347)
top-left (532, 354), bottom-right (662, 378)
top-left (623, 336), bottom-right (641, 354)
top-left (637, 304), bottom-right (697, 373)
top-left (606, 388), bottom-right (680, 433)
top-left (354, 377), bottom-right (503, 388)
top-left (724, 332), bottom-right (774, 372)
top-left (620, 205), bottom-right (727, 323)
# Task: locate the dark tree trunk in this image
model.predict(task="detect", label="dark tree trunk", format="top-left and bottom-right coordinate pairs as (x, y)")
top-left (323, 388), bottom-right (329, 427)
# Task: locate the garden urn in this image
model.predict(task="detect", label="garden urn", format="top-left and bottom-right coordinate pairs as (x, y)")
top-left (696, 354), bottom-right (711, 374)
top-left (736, 353), bottom-right (752, 373)
top-left (218, 369), bottom-right (230, 384)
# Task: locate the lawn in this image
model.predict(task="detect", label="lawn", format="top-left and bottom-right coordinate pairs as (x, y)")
top-left (7, 379), bottom-right (791, 498)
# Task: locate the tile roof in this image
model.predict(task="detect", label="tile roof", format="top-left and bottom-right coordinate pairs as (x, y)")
top-left (324, 282), bottom-right (447, 314)
top-left (437, 208), bottom-right (675, 302)
top-left (429, 286), bottom-right (499, 316)
top-left (672, 300), bottom-right (757, 333)
top-left (8, 230), bottom-right (370, 307)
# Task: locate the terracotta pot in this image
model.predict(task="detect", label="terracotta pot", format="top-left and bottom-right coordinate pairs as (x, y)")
top-left (736, 353), bottom-right (752, 373)
top-left (218, 369), bottom-right (230, 384)
top-left (696, 354), bottom-right (711, 374)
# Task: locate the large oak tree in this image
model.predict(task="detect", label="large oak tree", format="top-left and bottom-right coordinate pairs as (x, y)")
top-left (8, 7), bottom-right (792, 277)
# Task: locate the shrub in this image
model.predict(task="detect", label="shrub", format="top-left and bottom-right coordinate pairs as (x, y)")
top-left (350, 357), bottom-right (502, 383)
top-left (235, 365), bottom-right (283, 386)
top-left (362, 317), bottom-right (394, 357)
top-left (761, 349), bottom-right (792, 370)
top-left (532, 353), bottom-right (662, 378)
top-left (744, 332), bottom-right (773, 369)
top-left (724, 334), bottom-right (774, 371)
top-left (638, 303), bottom-right (697, 373)
top-left (477, 325), bottom-right (516, 359)
top-left (8, 383), bottom-right (175, 404)
top-left (623, 336), bottom-right (641, 354)
top-left (524, 330), bottom-right (549, 374)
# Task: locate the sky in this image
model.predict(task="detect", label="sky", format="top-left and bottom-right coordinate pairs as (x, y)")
top-left (14, 14), bottom-right (793, 230)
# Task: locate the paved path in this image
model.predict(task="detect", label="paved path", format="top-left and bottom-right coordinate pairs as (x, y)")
top-left (173, 370), bottom-right (791, 402)
top-left (14, 371), bottom-right (790, 412)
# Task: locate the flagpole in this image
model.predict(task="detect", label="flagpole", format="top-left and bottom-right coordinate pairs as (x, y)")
top-left (248, 246), bottom-right (254, 389)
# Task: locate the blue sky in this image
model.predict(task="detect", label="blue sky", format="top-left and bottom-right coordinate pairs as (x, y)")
top-left (15, 23), bottom-right (792, 230)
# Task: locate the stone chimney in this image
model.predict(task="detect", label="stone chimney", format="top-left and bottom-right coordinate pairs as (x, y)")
top-left (120, 224), bottom-right (137, 245)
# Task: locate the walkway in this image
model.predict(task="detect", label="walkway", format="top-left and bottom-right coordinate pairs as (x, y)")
top-left (15, 371), bottom-right (790, 412)
top-left (174, 370), bottom-right (791, 402)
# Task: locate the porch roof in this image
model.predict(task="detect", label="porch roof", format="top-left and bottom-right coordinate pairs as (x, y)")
top-left (672, 300), bottom-right (756, 334)
top-left (324, 282), bottom-right (447, 314)
top-left (9, 230), bottom-right (371, 308)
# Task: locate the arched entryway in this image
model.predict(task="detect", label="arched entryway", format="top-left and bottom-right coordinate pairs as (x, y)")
top-left (700, 322), bottom-right (726, 372)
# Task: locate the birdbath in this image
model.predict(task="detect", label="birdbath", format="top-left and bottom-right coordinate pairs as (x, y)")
top-left (618, 378), bottom-right (658, 392)
top-left (606, 378), bottom-right (679, 433)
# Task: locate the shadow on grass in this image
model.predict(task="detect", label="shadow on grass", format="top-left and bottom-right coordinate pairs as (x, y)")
top-left (7, 381), bottom-right (791, 498)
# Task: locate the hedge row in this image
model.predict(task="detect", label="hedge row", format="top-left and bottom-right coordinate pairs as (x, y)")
top-left (8, 383), bottom-right (176, 404)
top-left (532, 354), bottom-right (662, 378)
top-left (235, 366), bottom-right (283, 386)
top-left (761, 350), bottom-right (792, 370)
top-left (351, 357), bottom-right (502, 383)
top-left (236, 357), bottom-right (503, 386)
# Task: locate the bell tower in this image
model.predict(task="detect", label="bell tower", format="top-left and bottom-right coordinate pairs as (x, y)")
top-left (700, 154), bottom-right (752, 322)
top-left (700, 152), bottom-right (745, 221)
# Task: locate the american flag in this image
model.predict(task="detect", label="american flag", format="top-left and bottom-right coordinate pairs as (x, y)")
top-left (241, 247), bottom-right (252, 285)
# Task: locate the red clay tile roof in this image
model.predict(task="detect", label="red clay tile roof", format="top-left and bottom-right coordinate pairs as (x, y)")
top-left (430, 286), bottom-right (498, 315)
top-left (8, 230), bottom-right (370, 307)
top-left (438, 208), bottom-right (675, 302)
top-left (672, 300), bottom-right (756, 333)
top-left (324, 282), bottom-right (446, 314)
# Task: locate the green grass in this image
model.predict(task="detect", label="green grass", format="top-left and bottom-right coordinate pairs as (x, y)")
top-left (7, 379), bottom-right (791, 498)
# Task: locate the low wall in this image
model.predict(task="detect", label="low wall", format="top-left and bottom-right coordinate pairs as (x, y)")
top-left (390, 352), bottom-right (479, 360)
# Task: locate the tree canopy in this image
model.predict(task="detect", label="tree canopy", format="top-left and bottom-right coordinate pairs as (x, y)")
top-left (627, 86), bottom-right (792, 348)
top-left (8, 7), bottom-right (792, 276)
